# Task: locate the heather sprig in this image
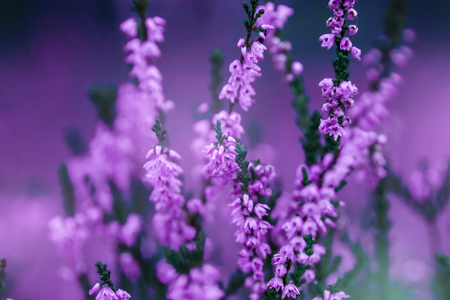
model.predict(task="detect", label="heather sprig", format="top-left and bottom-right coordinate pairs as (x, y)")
top-left (229, 141), bottom-right (274, 300)
top-left (242, 0), bottom-right (265, 42)
top-left (96, 261), bottom-right (115, 291)
top-left (218, 0), bottom-right (273, 112)
top-left (89, 262), bottom-right (131, 300)
top-left (318, 0), bottom-right (360, 143)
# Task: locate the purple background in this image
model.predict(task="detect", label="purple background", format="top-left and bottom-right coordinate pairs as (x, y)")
top-left (0, 0), bottom-right (450, 299)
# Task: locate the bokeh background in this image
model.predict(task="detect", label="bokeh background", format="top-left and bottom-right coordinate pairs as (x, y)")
top-left (0, 0), bottom-right (450, 299)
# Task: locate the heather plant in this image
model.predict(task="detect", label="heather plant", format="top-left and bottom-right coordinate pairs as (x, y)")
top-left (1, 0), bottom-right (449, 300)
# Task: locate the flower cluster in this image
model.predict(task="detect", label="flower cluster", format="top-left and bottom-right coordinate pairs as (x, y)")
top-left (121, 17), bottom-right (174, 113)
top-left (89, 124), bottom-right (135, 191)
top-left (108, 213), bottom-right (144, 248)
top-left (156, 260), bottom-right (224, 300)
top-left (219, 31), bottom-right (273, 111)
top-left (89, 284), bottom-right (131, 300)
top-left (319, 78), bottom-right (358, 140)
top-left (212, 111), bottom-right (245, 139)
top-left (255, 3), bottom-right (303, 81)
top-left (346, 37), bottom-right (413, 188)
top-left (343, 129), bottom-right (387, 189)
top-left (203, 123), bottom-right (240, 184)
top-left (320, 0), bottom-right (360, 60)
top-left (191, 110), bottom-right (245, 176)
top-left (229, 193), bottom-right (272, 300)
top-left (407, 160), bottom-right (446, 201)
top-left (348, 73), bottom-right (401, 131)
top-left (48, 214), bottom-right (89, 279)
top-left (267, 160), bottom-right (338, 295)
top-left (143, 144), bottom-right (196, 250)
top-left (247, 161), bottom-right (276, 199)
top-left (114, 83), bottom-right (160, 160)
top-left (49, 16), bottom-right (175, 280)
top-left (318, 0), bottom-right (360, 141)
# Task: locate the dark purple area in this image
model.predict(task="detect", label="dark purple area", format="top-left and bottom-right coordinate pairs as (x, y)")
top-left (0, 0), bottom-right (449, 299)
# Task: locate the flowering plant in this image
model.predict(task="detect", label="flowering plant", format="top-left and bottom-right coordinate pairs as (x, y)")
top-left (0, 0), bottom-right (449, 300)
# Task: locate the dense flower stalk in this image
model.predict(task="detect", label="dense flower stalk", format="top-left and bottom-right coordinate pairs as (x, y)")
top-left (143, 143), bottom-right (196, 250)
top-left (318, 0), bottom-right (360, 141)
top-left (89, 262), bottom-right (131, 300)
top-left (230, 144), bottom-right (274, 300)
top-left (268, 0), bottom-right (361, 295)
top-left (121, 16), bottom-right (174, 113)
top-left (255, 2), bottom-right (304, 81)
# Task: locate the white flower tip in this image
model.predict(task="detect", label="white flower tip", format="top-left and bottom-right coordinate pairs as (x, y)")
top-left (169, 149), bottom-right (182, 160)
top-left (155, 145), bottom-right (162, 155)
top-left (261, 24), bottom-right (275, 31)
top-left (89, 283), bottom-right (101, 295)
top-left (145, 148), bottom-right (155, 159)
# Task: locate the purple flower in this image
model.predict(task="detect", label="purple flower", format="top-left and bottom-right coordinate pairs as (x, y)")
top-left (267, 277), bottom-right (284, 292)
top-left (254, 203), bottom-right (270, 219)
top-left (348, 25), bottom-right (358, 35)
top-left (340, 37), bottom-right (352, 51)
top-left (302, 218), bottom-right (319, 237)
top-left (319, 78), bottom-right (334, 97)
top-left (290, 236), bottom-right (307, 251)
top-left (343, 0), bottom-right (355, 10)
top-left (347, 8), bottom-right (358, 20)
top-left (204, 136), bottom-right (240, 182)
top-left (328, 0), bottom-right (341, 10)
top-left (251, 42), bottom-right (267, 59)
top-left (282, 281), bottom-right (300, 299)
top-left (89, 283), bottom-right (101, 295)
top-left (115, 289), bottom-right (131, 300)
top-left (256, 243), bottom-right (272, 259)
top-left (275, 264), bottom-right (287, 277)
top-left (120, 19), bottom-right (137, 38)
top-left (291, 61), bottom-right (303, 75)
top-left (351, 47), bottom-right (361, 60)
top-left (333, 8), bottom-right (344, 17)
top-left (95, 287), bottom-right (119, 300)
top-left (212, 110), bottom-right (245, 138)
top-left (119, 213), bottom-right (143, 247)
top-left (252, 257), bottom-right (264, 272)
top-left (319, 117), bottom-right (345, 141)
top-left (332, 26), bottom-right (342, 36)
top-left (319, 34), bottom-right (335, 50)
top-left (303, 270), bottom-right (316, 283)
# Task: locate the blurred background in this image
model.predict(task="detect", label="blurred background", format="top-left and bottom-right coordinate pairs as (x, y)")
top-left (0, 0), bottom-right (450, 299)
